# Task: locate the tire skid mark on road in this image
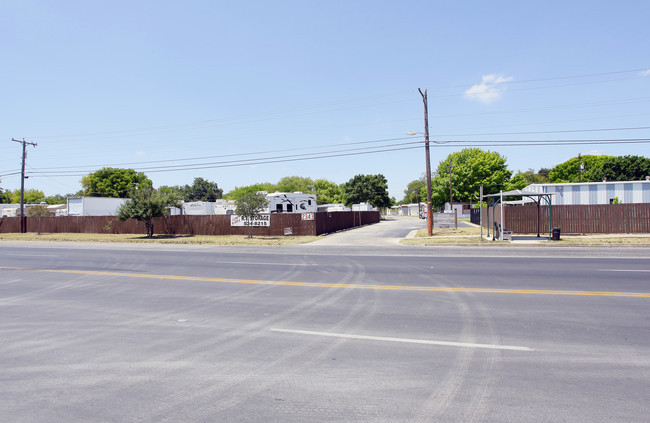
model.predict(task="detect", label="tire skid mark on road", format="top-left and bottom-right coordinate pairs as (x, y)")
top-left (412, 272), bottom-right (476, 423)
top-left (191, 258), bottom-right (385, 420)
top-left (141, 257), bottom-right (375, 421)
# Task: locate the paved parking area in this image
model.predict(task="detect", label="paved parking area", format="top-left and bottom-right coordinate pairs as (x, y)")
top-left (310, 216), bottom-right (426, 246)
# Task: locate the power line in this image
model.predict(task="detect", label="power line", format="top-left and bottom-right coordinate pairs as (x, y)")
top-left (26, 137), bottom-right (650, 178)
top-left (430, 126), bottom-right (650, 138)
top-left (27, 124), bottom-right (650, 173)
top-left (29, 136), bottom-right (417, 171)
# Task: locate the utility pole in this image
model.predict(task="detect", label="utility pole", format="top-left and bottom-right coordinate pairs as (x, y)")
top-left (11, 138), bottom-right (37, 233)
top-left (418, 88), bottom-right (433, 236)
top-left (578, 153), bottom-right (584, 183)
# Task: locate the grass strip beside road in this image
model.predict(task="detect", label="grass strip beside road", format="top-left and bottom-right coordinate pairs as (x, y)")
top-left (401, 227), bottom-right (650, 245)
top-left (0, 232), bottom-right (320, 246)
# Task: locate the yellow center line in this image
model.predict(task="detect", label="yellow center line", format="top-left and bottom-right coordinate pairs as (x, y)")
top-left (2, 266), bottom-right (649, 298)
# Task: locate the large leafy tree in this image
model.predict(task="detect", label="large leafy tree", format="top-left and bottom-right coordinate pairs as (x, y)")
top-left (181, 177), bottom-right (223, 202)
top-left (7, 189), bottom-right (45, 204)
top-left (81, 167), bottom-right (152, 198)
top-left (548, 155), bottom-right (611, 182)
top-left (341, 174), bottom-right (392, 208)
top-left (0, 180), bottom-right (8, 203)
top-left (401, 177), bottom-right (426, 204)
top-left (598, 155), bottom-right (650, 181)
top-left (313, 179), bottom-right (343, 204)
top-left (224, 183), bottom-right (276, 200)
top-left (117, 187), bottom-right (180, 238)
top-left (44, 194), bottom-right (68, 205)
top-left (234, 191), bottom-right (269, 238)
top-left (431, 148), bottom-right (512, 208)
top-left (516, 168), bottom-right (549, 185)
top-left (275, 176), bottom-right (315, 194)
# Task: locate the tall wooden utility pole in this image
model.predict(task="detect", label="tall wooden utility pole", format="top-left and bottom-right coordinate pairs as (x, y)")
top-left (578, 153), bottom-right (584, 183)
top-left (11, 138), bottom-right (38, 233)
top-left (418, 88), bottom-right (433, 236)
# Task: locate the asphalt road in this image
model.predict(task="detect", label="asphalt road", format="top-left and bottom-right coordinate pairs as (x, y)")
top-left (1, 241), bottom-right (649, 422)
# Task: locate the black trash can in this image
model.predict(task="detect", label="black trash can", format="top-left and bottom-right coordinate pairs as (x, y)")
top-left (552, 227), bottom-right (561, 241)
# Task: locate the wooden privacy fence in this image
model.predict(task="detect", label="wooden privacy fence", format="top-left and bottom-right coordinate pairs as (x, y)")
top-left (479, 203), bottom-right (650, 234)
top-left (0, 211), bottom-right (380, 236)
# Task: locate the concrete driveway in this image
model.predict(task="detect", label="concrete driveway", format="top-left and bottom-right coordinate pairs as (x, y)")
top-left (310, 216), bottom-right (426, 246)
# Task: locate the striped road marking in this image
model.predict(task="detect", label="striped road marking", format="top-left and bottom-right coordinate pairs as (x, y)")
top-left (1, 267), bottom-right (649, 298)
top-left (271, 328), bottom-right (534, 351)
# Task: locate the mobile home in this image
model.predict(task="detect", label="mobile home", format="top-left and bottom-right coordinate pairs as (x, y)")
top-left (266, 192), bottom-right (317, 213)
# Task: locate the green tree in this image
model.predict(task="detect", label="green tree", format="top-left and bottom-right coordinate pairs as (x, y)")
top-left (81, 167), bottom-right (152, 198)
top-left (598, 155), bottom-right (650, 181)
top-left (537, 167), bottom-right (551, 180)
top-left (234, 191), bottom-right (269, 238)
top-left (44, 194), bottom-right (68, 205)
top-left (275, 176), bottom-right (314, 194)
top-left (431, 148), bottom-right (512, 208)
top-left (548, 155), bottom-right (611, 182)
top-left (402, 177), bottom-right (426, 204)
top-left (0, 180), bottom-right (7, 203)
top-left (182, 177), bottom-right (223, 202)
top-left (0, 187), bottom-right (10, 203)
top-left (27, 205), bottom-right (51, 235)
top-left (505, 172), bottom-right (528, 191)
top-left (8, 189), bottom-right (45, 203)
top-left (158, 185), bottom-right (185, 198)
top-left (516, 168), bottom-right (549, 185)
top-left (224, 183), bottom-right (276, 200)
top-left (341, 174), bottom-right (392, 208)
top-left (117, 187), bottom-right (180, 238)
top-left (313, 179), bottom-right (343, 204)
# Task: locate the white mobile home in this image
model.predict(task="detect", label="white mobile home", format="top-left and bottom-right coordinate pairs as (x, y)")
top-left (352, 202), bottom-right (375, 212)
top-left (182, 201), bottom-right (216, 215)
top-left (317, 203), bottom-right (351, 212)
top-left (214, 199), bottom-right (237, 215)
top-left (266, 192), bottom-right (317, 213)
top-left (67, 197), bottom-right (127, 216)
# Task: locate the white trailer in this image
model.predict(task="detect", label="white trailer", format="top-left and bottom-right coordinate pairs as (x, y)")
top-left (67, 197), bottom-right (127, 216)
top-left (352, 202), bottom-right (374, 212)
top-left (317, 203), bottom-right (351, 212)
top-left (214, 199), bottom-right (237, 215)
top-left (266, 192), bottom-right (317, 213)
top-left (2, 207), bottom-right (18, 217)
top-left (182, 201), bottom-right (216, 215)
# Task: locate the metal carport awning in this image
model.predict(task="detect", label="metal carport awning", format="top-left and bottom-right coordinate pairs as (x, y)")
top-left (482, 190), bottom-right (555, 240)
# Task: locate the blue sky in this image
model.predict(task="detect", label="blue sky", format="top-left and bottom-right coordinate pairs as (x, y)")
top-left (2, 0), bottom-right (649, 200)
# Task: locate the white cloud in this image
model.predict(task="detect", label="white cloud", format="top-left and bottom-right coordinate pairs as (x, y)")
top-left (135, 151), bottom-right (145, 156)
top-left (588, 149), bottom-right (605, 155)
top-left (464, 74), bottom-right (514, 104)
top-left (641, 69), bottom-right (650, 77)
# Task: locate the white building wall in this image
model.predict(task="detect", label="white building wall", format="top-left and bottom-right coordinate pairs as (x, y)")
top-left (524, 181), bottom-right (650, 205)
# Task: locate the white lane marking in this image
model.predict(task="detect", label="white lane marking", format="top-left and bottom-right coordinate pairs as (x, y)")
top-left (6, 254), bottom-right (60, 257)
top-left (271, 328), bottom-right (533, 351)
top-left (217, 261), bottom-right (316, 266)
top-left (598, 269), bottom-right (650, 272)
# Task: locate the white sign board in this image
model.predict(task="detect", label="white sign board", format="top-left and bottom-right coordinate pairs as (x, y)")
top-left (301, 212), bottom-right (315, 221)
top-left (230, 214), bottom-right (271, 227)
